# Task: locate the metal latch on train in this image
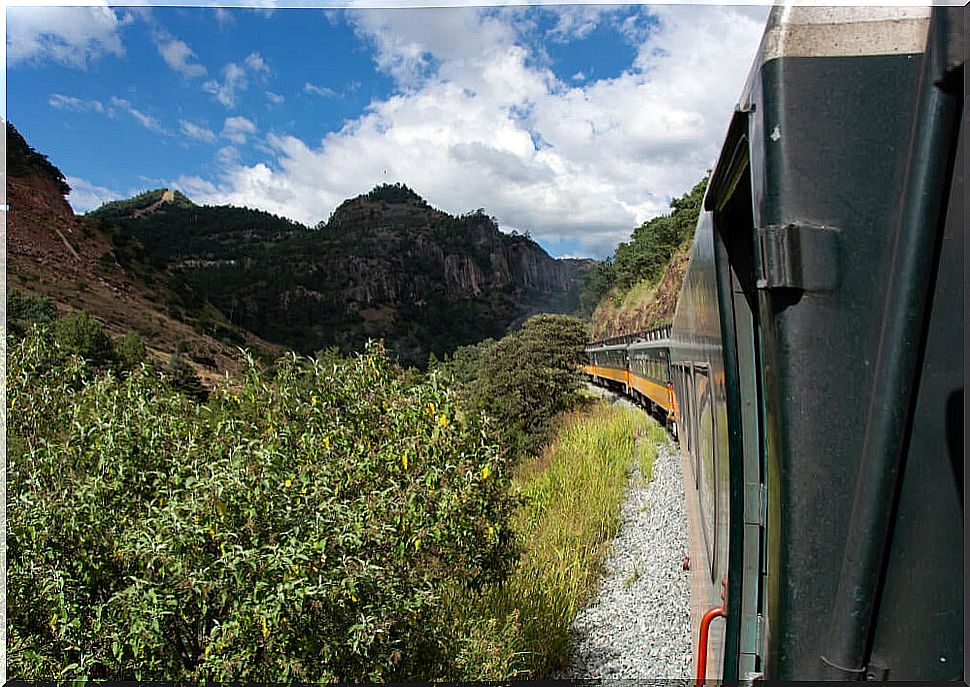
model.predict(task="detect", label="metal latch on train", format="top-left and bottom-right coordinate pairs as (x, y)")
top-left (756, 223), bottom-right (840, 292)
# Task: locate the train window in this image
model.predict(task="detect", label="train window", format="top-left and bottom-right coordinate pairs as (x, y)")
top-left (695, 368), bottom-right (717, 579)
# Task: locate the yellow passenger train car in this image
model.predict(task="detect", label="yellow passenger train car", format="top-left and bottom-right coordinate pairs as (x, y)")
top-left (584, 325), bottom-right (677, 433)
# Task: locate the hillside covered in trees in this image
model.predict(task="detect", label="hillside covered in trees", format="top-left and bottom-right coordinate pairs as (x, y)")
top-left (87, 182), bottom-right (593, 366)
top-left (581, 175), bottom-right (708, 338)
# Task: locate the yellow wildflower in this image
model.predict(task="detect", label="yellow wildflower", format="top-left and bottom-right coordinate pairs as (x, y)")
top-left (284, 478), bottom-right (292, 488)
top-left (402, 454), bottom-right (408, 470)
top-left (428, 402), bottom-right (436, 414)
top-left (414, 538), bottom-right (421, 551)
top-left (261, 616), bottom-right (269, 640)
top-left (437, 415), bottom-right (448, 427)
top-left (481, 465), bottom-right (491, 480)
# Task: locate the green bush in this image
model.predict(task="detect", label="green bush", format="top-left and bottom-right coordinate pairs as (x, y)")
top-left (6, 290), bottom-right (58, 338)
top-left (53, 311), bottom-right (116, 368)
top-left (163, 355), bottom-right (209, 403)
top-left (6, 335), bottom-right (517, 681)
top-left (115, 332), bottom-right (148, 370)
top-left (470, 314), bottom-right (590, 460)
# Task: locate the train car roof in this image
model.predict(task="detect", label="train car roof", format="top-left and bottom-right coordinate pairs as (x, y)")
top-left (759, 6), bottom-right (931, 63)
top-left (587, 343), bottom-right (629, 353)
top-left (627, 339), bottom-right (671, 351)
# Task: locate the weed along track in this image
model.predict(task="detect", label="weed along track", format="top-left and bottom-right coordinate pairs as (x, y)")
top-left (562, 387), bottom-right (692, 679)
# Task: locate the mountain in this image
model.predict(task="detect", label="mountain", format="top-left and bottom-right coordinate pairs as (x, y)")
top-left (5, 122), bottom-right (280, 379)
top-left (92, 182), bottom-right (594, 365)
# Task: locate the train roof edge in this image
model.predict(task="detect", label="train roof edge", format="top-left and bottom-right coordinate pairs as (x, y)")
top-left (586, 323), bottom-right (672, 351)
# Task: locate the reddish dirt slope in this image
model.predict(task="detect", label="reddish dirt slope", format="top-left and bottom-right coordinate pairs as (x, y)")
top-left (6, 173), bottom-right (279, 383)
top-left (591, 242), bottom-right (690, 339)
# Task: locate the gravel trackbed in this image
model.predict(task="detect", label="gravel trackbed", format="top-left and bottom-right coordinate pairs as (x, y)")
top-left (561, 406), bottom-right (693, 681)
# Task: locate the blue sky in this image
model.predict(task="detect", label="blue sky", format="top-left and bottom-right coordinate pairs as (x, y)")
top-left (6, 3), bottom-right (771, 258)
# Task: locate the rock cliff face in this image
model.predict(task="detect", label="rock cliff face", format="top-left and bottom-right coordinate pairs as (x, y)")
top-left (321, 193), bottom-right (585, 308)
top-left (97, 183), bottom-right (594, 365)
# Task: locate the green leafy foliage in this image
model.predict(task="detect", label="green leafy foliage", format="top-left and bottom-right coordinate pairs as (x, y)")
top-left (163, 355), bottom-right (209, 403)
top-left (6, 333), bottom-right (518, 681)
top-left (53, 311), bottom-right (117, 368)
top-left (6, 122), bottom-right (70, 195)
top-left (6, 289), bottom-right (59, 338)
top-left (440, 314), bottom-right (590, 461)
top-left (115, 332), bottom-right (148, 370)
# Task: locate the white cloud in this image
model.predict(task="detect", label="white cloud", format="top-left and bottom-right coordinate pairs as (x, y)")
top-left (544, 5), bottom-right (613, 43)
top-left (304, 82), bottom-right (338, 98)
top-left (6, 5), bottom-right (126, 69)
top-left (66, 176), bottom-right (121, 214)
top-left (180, 119), bottom-right (217, 143)
top-left (213, 8), bottom-right (235, 27)
top-left (266, 91), bottom-right (285, 105)
top-left (155, 31), bottom-right (207, 78)
top-left (221, 116), bottom-right (257, 145)
top-left (203, 51), bottom-right (272, 108)
top-left (180, 5), bottom-right (771, 258)
top-left (203, 62), bottom-right (247, 107)
top-left (49, 93), bottom-right (105, 113)
top-left (109, 96), bottom-right (170, 135)
top-left (216, 146), bottom-right (241, 166)
top-left (244, 51), bottom-right (270, 77)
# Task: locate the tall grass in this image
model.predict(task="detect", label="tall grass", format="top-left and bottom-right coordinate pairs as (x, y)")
top-left (443, 402), bottom-right (662, 678)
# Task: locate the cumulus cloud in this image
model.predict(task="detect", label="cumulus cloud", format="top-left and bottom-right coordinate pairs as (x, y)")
top-left (66, 176), bottom-right (121, 214)
top-left (221, 116), bottom-right (257, 145)
top-left (181, 5), bottom-right (771, 258)
top-left (266, 91), bottom-right (285, 105)
top-left (7, 5), bottom-right (126, 69)
top-left (109, 96), bottom-right (170, 135)
top-left (154, 31), bottom-right (207, 78)
top-left (49, 93), bottom-right (105, 113)
top-left (180, 119), bottom-right (217, 143)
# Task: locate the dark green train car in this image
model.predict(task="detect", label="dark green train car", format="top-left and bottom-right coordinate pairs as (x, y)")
top-left (672, 5), bottom-right (964, 681)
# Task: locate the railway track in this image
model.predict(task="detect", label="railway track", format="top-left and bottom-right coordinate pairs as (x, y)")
top-left (565, 384), bottom-right (697, 679)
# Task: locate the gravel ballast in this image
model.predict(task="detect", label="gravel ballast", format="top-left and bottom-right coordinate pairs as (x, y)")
top-left (561, 391), bottom-right (693, 680)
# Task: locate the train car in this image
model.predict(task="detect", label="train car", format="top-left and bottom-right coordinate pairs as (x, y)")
top-left (672, 5), bottom-right (964, 682)
top-left (585, 326), bottom-right (678, 431)
top-left (626, 327), bottom-right (677, 433)
top-left (584, 340), bottom-right (630, 393)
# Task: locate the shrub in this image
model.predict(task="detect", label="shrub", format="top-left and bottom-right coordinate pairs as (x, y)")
top-left (115, 332), bottom-right (148, 370)
top-left (163, 355), bottom-right (209, 403)
top-left (472, 314), bottom-right (590, 460)
top-left (53, 310), bottom-right (116, 367)
top-left (6, 336), bottom-right (517, 681)
top-left (6, 290), bottom-right (58, 338)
